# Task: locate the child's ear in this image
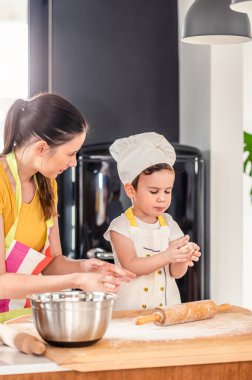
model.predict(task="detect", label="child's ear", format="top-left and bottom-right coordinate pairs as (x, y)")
top-left (124, 183), bottom-right (135, 199)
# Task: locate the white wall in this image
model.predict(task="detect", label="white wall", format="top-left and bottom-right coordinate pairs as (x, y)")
top-left (0, 0), bottom-right (28, 152)
top-left (178, 0), bottom-right (252, 308)
top-left (243, 38), bottom-right (252, 309)
top-left (210, 46), bottom-right (243, 305)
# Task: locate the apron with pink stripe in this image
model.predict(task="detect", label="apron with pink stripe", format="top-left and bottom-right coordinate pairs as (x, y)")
top-left (0, 151), bottom-right (53, 314)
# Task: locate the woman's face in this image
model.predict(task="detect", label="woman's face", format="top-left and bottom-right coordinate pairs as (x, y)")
top-left (40, 131), bottom-right (86, 178)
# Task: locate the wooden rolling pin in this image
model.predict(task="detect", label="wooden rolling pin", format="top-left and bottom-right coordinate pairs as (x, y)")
top-left (0, 324), bottom-right (46, 355)
top-left (135, 300), bottom-right (231, 326)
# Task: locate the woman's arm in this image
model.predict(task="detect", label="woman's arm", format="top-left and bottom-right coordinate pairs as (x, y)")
top-left (43, 217), bottom-right (135, 280)
top-left (0, 217), bottom-right (129, 299)
top-left (0, 271), bottom-right (123, 299)
top-left (110, 231), bottom-right (190, 276)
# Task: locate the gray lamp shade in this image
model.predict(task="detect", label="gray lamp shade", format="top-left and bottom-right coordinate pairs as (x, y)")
top-left (181, 0), bottom-right (251, 45)
top-left (230, 0), bottom-right (252, 13)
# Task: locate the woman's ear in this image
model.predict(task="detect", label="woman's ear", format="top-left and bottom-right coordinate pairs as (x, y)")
top-left (34, 141), bottom-right (49, 156)
top-left (124, 183), bottom-right (135, 199)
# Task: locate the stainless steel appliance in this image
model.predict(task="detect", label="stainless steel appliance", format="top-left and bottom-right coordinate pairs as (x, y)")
top-left (57, 142), bottom-right (206, 302)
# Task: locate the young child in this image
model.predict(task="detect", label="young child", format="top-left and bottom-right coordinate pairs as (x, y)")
top-left (104, 132), bottom-right (201, 310)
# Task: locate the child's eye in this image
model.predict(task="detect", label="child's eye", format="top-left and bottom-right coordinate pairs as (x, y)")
top-left (150, 191), bottom-right (158, 194)
top-left (165, 191), bottom-right (171, 194)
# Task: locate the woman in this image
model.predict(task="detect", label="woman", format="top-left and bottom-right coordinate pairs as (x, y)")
top-left (0, 93), bottom-right (134, 321)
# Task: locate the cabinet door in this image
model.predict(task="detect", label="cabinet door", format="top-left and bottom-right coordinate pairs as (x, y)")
top-left (50, 0), bottom-right (179, 143)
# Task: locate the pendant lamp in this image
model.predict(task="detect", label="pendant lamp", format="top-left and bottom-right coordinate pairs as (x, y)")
top-left (230, 0), bottom-right (252, 13)
top-left (181, 0), bottom-right (251, 45)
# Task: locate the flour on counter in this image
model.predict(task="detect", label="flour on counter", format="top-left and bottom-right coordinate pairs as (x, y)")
top-left (104, 312), bottom-right (252, 341)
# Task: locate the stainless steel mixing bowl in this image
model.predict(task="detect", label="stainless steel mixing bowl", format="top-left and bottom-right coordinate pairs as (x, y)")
top-left (28, 291), bottom-right (115, 347)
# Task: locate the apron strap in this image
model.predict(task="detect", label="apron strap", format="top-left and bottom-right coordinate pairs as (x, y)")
top-left (5, 151), bottom-right (53, 250)
top-left (158, 214), bottom-right (168, 226)
top-left (125, 207), bottom-right (168, 227)
top-left (125, 207), bottom-right (138, 226)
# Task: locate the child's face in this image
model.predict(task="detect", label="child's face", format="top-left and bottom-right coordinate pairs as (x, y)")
top-left (131, 169), bottom-right (175, 219)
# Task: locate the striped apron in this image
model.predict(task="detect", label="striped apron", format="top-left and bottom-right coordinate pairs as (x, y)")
top-left (0, 151), bottom-right (53, 322)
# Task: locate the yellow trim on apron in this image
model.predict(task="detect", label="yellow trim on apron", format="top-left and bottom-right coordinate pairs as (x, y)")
top-left (125, 207), bottom-right (168, 227)
top-left (5, 151), bottom-right (53, 249)
top-left (0, 308), bottom-right (32, 324)
top-left (1, 151), bottom-right (53, 321)
top-left (124, 207), bottom-right (138, 226)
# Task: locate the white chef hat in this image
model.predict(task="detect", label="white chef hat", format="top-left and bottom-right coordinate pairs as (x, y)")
top-left (109, 132), bottom-right (176, 184)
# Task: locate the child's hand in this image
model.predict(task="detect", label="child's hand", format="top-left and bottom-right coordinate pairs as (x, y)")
top-left (184, 242), bottom-right (201, 267)
top-left (164, 235), bottom-right (192, 264)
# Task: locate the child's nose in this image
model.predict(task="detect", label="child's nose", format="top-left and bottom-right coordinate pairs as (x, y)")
top-left (157, 193), bottom-right (166, 202)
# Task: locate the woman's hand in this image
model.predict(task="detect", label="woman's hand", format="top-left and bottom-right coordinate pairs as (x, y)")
top-left (80, 258), bottom-right (136, 282)
top-left (75, 272), bottom-right (121, 293)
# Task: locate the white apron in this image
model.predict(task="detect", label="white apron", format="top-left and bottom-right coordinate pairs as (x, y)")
top-left (114, 207), bottom-right (181, 310)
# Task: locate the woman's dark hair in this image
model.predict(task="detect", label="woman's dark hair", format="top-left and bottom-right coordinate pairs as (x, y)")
top-left (1, 93), bottom-right (88, 220)
top-left (131, 163), bottom-right (174, 189)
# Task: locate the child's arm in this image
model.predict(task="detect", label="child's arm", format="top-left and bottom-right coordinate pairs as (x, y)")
top-left (110, 231), bottom-right (190, 276)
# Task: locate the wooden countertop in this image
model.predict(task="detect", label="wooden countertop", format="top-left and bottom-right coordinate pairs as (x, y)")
top-left (2, 305), bottom-right (252, 380)
top-left (46, 312), bottom-right (252, 373)
top-left (7, 305), bottom-right (251, 373)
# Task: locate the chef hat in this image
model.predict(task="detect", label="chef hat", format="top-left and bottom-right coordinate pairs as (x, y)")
top-left (109, 132), bottom-right (176, 184)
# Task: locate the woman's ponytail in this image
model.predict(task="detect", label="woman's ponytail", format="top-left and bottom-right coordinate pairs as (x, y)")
top-left (36, 173), bottom-right (57, 220)
top-left (1, 99), bottom-right (27, 155)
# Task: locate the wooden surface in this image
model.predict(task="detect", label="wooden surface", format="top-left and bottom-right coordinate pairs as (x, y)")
top-left (1, 362), bottom-right (252, 380)
top-left (42, 305), bottom-right (252, 372)
top-left (1, 306), bottom-right (252, 380)
top-left (45, 334), bottom-right (252, 371)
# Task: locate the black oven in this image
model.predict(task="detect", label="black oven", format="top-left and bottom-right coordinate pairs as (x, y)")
top-left (57, 142), bottom-right (208, 302)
